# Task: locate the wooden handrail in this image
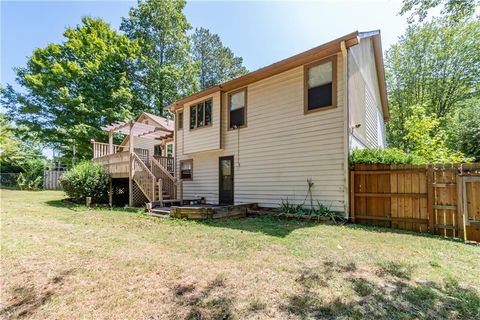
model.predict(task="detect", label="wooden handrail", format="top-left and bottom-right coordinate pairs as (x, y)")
top-left (153, 156), bottom-right (175, 174)
top-left (132, 153), bottom-right (156, 202)
top-left (91, 140), bottom-right (123, 159)
top-left (151, 157), bottom-right (179, 200)
top-left (132, 153), bottom-right (155, 179)
top-left (151, 157), bottom-right (175, 181)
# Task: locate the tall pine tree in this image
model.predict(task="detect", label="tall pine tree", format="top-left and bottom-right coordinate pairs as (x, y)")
top-left (192, 27), bottom-right (248, 90)
top-left (120, 0), bottom-right (198, 114)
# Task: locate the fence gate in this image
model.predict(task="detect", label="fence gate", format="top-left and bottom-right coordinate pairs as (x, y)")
top-left (350, 163), bottom-right (480, 243)
top-left (43, 170), bottom-right (65, 190)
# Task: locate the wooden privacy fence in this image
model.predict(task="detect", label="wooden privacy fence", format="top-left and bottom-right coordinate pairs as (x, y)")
top-left (350, 163), bottom-right (480, 242)
top-left (43, 170), bottom-right (65, 190)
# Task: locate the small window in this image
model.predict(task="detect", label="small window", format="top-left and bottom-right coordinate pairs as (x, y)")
top-left (154, 144), bottom-right (162, 156)
top-left (305, 57), bottom-right (336, 113)
top-left (228, 88), bottom-right (247, 129)
top-left (177, 111), bottom-right (183, 130)
top-left (166, 143), bottom-right (173, 157)
top-left (189, 99), bottom-right (212, 129)
top-left (180, 159), bottom-right (193, 180)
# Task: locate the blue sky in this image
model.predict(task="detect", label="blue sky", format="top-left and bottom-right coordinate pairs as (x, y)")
top-left (1, 0), bottom-right (408, 89)
top-left (1, 0), bottom-right (407, 158)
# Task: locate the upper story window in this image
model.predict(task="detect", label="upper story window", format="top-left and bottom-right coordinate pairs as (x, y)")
top-left (228, 88), bottom-right (247, 129)
top-left (177, 111), bottom-right (183, 130)
top-left (305, 56), bottom-right (337, 113)
top-left (189, 99), bottom-right (212, 129)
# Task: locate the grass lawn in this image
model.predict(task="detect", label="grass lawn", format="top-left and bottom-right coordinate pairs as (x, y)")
top-left (1, 189), bottom-right (479, 319)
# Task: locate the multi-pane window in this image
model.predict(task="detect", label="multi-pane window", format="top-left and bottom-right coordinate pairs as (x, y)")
top-left (190, 99), bottom-right (212, 129)
top-left (305, 57), bottom-right (336, 113)
top-left (228, 88), bottom-right (247, 129)
top-left (180, 159), bottom-right (193, 180)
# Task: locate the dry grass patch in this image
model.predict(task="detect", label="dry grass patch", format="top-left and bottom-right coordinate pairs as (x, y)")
top-left (1, 190), bottom-right (479, 319)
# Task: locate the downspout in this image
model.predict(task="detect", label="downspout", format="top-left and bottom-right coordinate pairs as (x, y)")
top-left (341, 41), bottom-right (349, 218)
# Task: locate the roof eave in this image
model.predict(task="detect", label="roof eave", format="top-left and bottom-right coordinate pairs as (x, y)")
top-left (166, 31), bottom-right (360, 112)
top-left (370, 33), bottom-right (390, 121)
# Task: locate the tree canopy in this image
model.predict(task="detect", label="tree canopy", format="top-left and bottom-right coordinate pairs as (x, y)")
top-left (3, 17), bottom-right (140, 161)
top-left (400, 0), bottom-right (479, 22)
top-left (0, 111), bottom-right (44, 173)
top-left (385, 17), bottom-right (480, 161)
top-left (120, 0), bottom-right (198, 114)
top-left (192, 27), bottom-right (248, 90)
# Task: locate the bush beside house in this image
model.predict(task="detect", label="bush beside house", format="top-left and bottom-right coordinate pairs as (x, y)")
top-left (60, 161), bottom-right (109, 204)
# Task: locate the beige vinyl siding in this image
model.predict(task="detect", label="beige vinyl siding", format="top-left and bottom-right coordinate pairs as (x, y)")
top-left (182, 92), bottom-right (221, 154)
top-left (177, 53), bottom-right (346, 212)
top-left (127, 137), bottom-right (159, 158)
top-left (348, 37), bottom-right (386, 148)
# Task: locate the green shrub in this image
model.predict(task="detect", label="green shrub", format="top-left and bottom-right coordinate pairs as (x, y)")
top-left (349, 148), bottom-right (426, 166)
top-left (278, 198), bottom-right (337, 218)
top-left (60, 161), bottom-right (109, 204)
top-left (16, 158), bottom-right (46, 191)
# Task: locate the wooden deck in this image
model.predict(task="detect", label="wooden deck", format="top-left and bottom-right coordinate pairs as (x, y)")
top-left (154, 203), bottom-right (258, 220)
top-left (94, 151), bottom-right (130, 178)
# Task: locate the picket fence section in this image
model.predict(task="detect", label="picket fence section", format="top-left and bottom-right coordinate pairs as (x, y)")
top-left (43, 170), bottom-right (65, 190)
top-left (350, 163), bottom-right (480, 242)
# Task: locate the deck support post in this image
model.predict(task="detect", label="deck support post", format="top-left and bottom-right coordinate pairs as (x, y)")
top-left (109, 179), bottom-right (112, 207)
top-left (128, 121), bottom-right (134, 207)
top-left (108, 130), bottom-right (114, 155)
top-left (158, 179), bottom-right (163, 204)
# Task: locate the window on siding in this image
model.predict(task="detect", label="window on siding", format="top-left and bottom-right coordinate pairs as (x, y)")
top-left (154, 144), bottom-right (162, 156)
top-left (190, 105), bottom-right (197, 129)
top-left (189, 99), bottom-right (212, 129)
top-left (166, 143), bottom-right (173, 157)
top-left (228, 88), bottom-right (247, 129)
top-left (205, 99), bottom-right (212, 126)
top-left (305, 57), bottom-right (336, 113)
top-left (177, 111), bottom-right (183, 130)
top-left (180, 159), bottom-right (193, 180)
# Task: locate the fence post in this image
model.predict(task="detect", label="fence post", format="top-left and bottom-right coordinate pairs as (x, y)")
top-left (427, 165), bottom-right (435, 234)
top-left (349, 171), bottom-right (355, 223)
top-left (456, 174), bottom-right (467, 241)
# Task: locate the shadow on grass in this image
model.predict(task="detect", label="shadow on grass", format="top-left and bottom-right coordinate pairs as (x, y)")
top-left (44, 199), bottom-right (141, 213)
top-left (281, 261), bottom-right (480, 319)
top-left (198, 215), bottom-right (320, 238)
top-left (198, 215), bottom-right (462, 241)
top-left (171, 275), bottom-right (234, 320)
top-left (0, 269), bottom-right (75, 319)
top-left (345, 223), bottom-right (464, 243)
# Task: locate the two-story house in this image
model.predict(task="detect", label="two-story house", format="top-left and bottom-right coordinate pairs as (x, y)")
top-left (167, 30), bottom-right (389, 214)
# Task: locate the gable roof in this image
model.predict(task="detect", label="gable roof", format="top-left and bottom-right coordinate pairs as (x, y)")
top-left (119, 112), bottom-right (173, 146)
top-left (166, 30), bottom-right (389, 120)
top-left (140, 112), bottom-right (174, 131)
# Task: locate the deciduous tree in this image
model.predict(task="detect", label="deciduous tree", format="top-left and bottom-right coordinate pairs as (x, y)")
top-left (2, 17), bottom-right (140, 161)
top-left (385, 18), bottom-right (480, 156)
top-left (400, 0), bottom-right (479, 23)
